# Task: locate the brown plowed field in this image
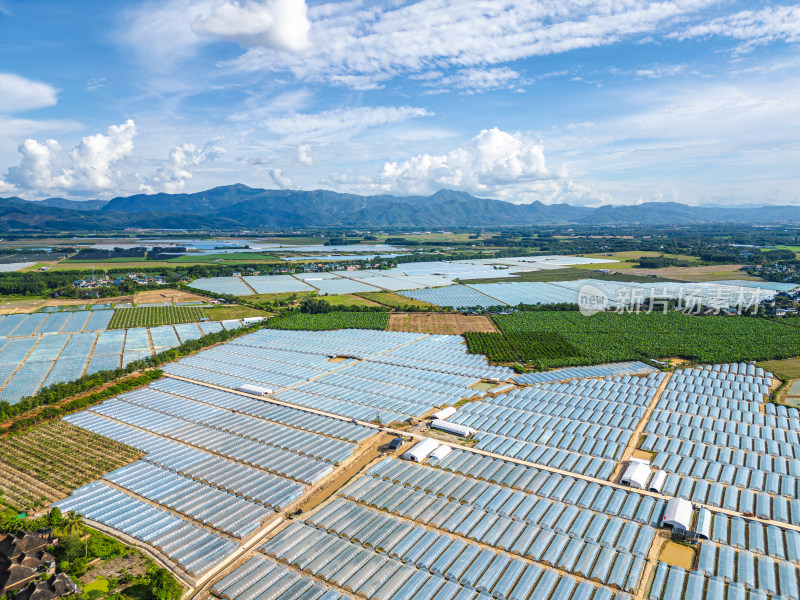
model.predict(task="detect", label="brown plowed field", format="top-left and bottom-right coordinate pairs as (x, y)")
top-left (388, 313), bottom-right (497, 334)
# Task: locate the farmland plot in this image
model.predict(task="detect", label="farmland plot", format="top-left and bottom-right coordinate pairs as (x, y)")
top-left (0, 421), bottom-right (142, 510)
top-left (109, 306), bottom-right (207, 329)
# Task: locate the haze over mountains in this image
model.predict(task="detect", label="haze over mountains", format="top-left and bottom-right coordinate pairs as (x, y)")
top-left (4, 185), bottom-right (800, 231)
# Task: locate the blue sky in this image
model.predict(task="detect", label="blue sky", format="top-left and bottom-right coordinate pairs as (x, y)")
top-left (0, 0), bottom-right (798, 206)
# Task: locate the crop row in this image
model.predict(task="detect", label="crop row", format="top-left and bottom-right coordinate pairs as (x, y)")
top-left (108, 306), bottom-right (208, 329)
top-left (489, 311), bottom-right (800, 368)
top-left (265, 312), bottom-right (390, 331)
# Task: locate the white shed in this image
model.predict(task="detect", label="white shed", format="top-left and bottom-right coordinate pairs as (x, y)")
top-left (401, 438), bottom-right (439, 462)
top-left (620, 461), bottom-right (650, 489)
top-left (242, 316), bottom-right (265, 324)
top-left (695, 508), bottom-right (712, 540)
top-left (237, 384), bottom-right (273, 396)
top-left (431, 419), bottom-right (477, 438)
top-left (431, 406), bottom-right (458, 421)
top-left (430, 445), bottom-right (452, 461)
top-left (648, 470), bottom-right (667, 494)
top-left (662, 497), bottom-right (693, 531)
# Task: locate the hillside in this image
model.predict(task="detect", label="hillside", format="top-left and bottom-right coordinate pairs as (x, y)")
top-left (5, 185), bottom-right (800, 231)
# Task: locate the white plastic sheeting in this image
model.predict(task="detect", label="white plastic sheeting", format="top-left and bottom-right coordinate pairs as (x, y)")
top-left (663, 497), bottom-right (693, 531)
top-left (402, 438), bottom-right (439, 462)
top-left (431, 406), bottom-right (458, 421)
top-left (621, 461), bottom-right (651, 489)
top-left (238, 383), bottom-right (273, 396)
top-left (648, 470), bottom-right (667, 494)
top-left (429, 445), bottom-right (452, 461)
top-left (430, 419), bottom-right (477, 438)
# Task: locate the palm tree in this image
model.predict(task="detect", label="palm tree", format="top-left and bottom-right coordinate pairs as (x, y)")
top-left (62, 511), bottom-right (83, 535)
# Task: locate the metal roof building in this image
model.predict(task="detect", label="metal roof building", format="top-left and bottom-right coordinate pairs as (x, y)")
top-left (621, 460), bottom-right (651, 489)
top-left (401, 438), bottom-right (439, 462)
top-left (662, 497), bottom-right (694, 531)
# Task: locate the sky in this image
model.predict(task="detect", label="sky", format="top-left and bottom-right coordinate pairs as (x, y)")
top-left (0, 0), bottom-right (798, 207)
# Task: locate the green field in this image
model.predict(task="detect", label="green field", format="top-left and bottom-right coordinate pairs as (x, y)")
top-left (265, 311), bottom-right (389, 331)
top-left (475, 311), bottom-right (800, 369)
top-left (109, 305), bottom-right (207, 329)
top-left (355, 291), bottom-right (436, 309)
top-left (464, 331), bottom-right (580, 363)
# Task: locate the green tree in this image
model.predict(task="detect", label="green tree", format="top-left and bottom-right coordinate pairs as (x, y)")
top-left (62, 511), bottom-right (84, 536)
top-left (147, 568), bottom-right (182, 600)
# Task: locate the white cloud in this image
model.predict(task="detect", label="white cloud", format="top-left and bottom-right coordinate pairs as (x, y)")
top-left (141, 138), bottom-right (226, 193)
top-left (328, 127), bottom-right (609, 204)
top-left (0, 73), bottom-right (58, 113)
top-left (6, 120), bottom-right (137, 193)
top-left (675, 5), bottom-right (800, 51)
top-left (225, 0), bottom-right (718, 88)
top-left (424, 67), bottom-right (524, 94)
top-left (192, 0), bottom-right (310, 51)
top-left (268, 167), bottom-right (292, 188)
top-left (0, 179), bottom-right (16, 194)
top-left (263, 105), bottom-right (432, 139)
top-left (295, 144), bottom-right (313, 166)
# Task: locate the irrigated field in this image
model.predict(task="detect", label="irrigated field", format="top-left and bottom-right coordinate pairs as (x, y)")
top-left (389, 312), bottom-right (497, 334)
top-left (109, 305), bottom-right (207, 329)
top-left (0, 421), bottom-right (142, 511)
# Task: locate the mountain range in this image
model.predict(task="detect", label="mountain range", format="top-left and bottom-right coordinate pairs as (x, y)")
top-left (4, 185), bottom-right (800, 230)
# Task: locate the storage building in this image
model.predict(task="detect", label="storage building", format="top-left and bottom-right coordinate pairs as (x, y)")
top-left (401, 438), bottom-right (439, 462)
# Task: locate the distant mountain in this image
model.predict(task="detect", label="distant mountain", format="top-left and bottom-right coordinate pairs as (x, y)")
top-left (35, 197), bottom-right (108, 211)
top-left (577, 202), bottom-right (800, 224)
top-left (102, 185), bottom-right (594, 228)
top-left (0, 196), bottom-right (240, 231)
top-left (6, 185), bottom-right (800, 231)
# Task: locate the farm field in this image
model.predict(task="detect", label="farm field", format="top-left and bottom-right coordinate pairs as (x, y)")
top-left (0, 421), bottom-right (142, 511)
top-left (318, 293), bottom-right (382, 308)
top-left (487, 310), bottom-right (800, 368)
top-left (167, 252), bottom-right (280, 262)
top-left (108, 306), bottom-right (208, 329)
top-left (265, 311), bottom-right (389, 330)
top-left (355, 290), bottom-right (434, 308)
top-left (388, 312), bottom-right (497, 334)
top-left (464, 330), bottom-right (580, 363)
top-left (203, 305), bottom-right (272, 321)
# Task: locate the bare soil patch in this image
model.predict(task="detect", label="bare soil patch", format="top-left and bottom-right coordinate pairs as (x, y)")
top-left (135, 288), bottom-right (208, 304)
top-left (388, 312), bottom-right (497, 335)
top-left (620, 264), bottom-right (751, 282)
top-left (293, 432), bottom-right (393, 515)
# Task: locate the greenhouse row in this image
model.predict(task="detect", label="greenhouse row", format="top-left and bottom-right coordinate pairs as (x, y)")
top-left (88, 399), bottom-right (334, 484)
top-left (143, 444), bottom-right (304, 510)
top-left (698, 541), bottom-right (800, 598)
top-left (54, 481), bottom-right (237, 579)
top-left (116, 387), bottom-right (358, 465)
top-left (355, 458), bottom-right (662, 536)
top-left (312, 497), bottom-right (649, 593)
top-left (471, 433), bottom-right (616, 480)
top-left (262, 519), bottom-right (630, 600)
top-left (339, 471), bottom-right (659, 570)
top-left (645, 415), bottom-right (800, 450)
top-left (710, 513), bottom-right (800, 560)
top-left (513, 361), bottom-right (659, 384)
top-left (64, 410), bottom-right (306, 511)
top-left (150, 378), bottom-right (374, 443)
top-left (649, 561), bottom-right (777, 600)
top-left (453, 402), bottom-right (633, 458)
top-left (211, 555), bottom-right (344, 600)
top-left (0, 309), bottom-right (113, 336)
top-left (104, 459), bottom-right (272, 538)
top-left (0, 319), bottom-right (243, 402)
